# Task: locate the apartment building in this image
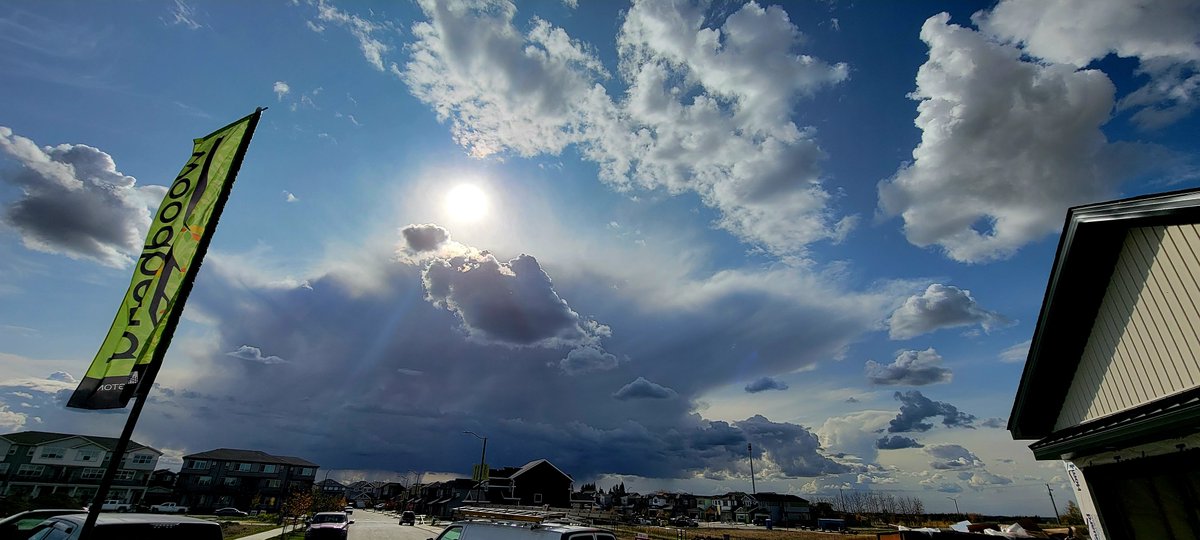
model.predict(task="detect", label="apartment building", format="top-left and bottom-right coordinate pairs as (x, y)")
top-left (0, 430), bottom-right (161, 504)
top-left (175, 448), bottom-right (318, 512)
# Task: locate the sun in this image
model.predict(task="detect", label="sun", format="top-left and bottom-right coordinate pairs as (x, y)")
top-left (444, 183), bottom-right (489, 222)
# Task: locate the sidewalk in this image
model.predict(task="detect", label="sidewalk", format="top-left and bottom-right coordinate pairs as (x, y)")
top-left (236, 526), bottom-right (286, 540)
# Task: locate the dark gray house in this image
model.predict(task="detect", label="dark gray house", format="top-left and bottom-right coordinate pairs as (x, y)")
top-left (175, 448), bottom-right (318, 512)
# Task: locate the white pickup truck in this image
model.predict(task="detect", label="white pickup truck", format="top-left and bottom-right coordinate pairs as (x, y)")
top-left (100, 500), bottom-right (132, 512)
top-left (149, 502), bottom-right (189, 514)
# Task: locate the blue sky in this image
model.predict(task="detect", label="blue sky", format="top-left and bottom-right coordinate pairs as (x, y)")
top-left (2, 0), bottom-right (1198, 516)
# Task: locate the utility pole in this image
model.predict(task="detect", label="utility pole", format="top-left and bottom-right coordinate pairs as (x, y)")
top-left (747, 443), bottom-right (756, 494)
top-left (946, 496), bottom-right (960, 516)
top-left (463, 431), bottom-right (488, 503)
top-left (1046, 484), bottom-right (1061, 525)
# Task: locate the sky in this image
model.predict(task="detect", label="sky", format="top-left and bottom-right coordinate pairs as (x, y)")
top-left (1, 0), bottom-right (1198, 517)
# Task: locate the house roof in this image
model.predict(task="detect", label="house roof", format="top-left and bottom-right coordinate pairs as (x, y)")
top-left (1010, 188), bottom-right (1200, 440)
top-left (183, 448), bottom-right (319, 467)
top-left (0, 431), bottom-right (158, 454)
top-left (506, 459), bottom-right (573, 481)
top-left (751, 492), bottom-right (808, 503)
top-left (317, 479), bottom-right (346, 488)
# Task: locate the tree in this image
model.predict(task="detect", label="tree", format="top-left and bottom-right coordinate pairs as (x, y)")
top-left (1061, 500), bottom-right (1084, 525)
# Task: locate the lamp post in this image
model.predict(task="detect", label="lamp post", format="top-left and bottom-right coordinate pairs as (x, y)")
top-left (463, 431), bottom-right (487, 504)
top-left (946, 496), bottom-right (960, 516)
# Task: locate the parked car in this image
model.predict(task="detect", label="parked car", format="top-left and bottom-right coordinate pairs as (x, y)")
top-left (149, 502), bottom-right (188, 514)
top-left (23, 513), bottom-right (221, 540)
top-left (97, 500), bottom-right (133, 513)
top-left (0, 510), bottom-right (86, 540)
top-left (671, 517), bottom-right (697, 527)
top-left (343, 506), bottom-right (353, 514)
top-left (306, 511), bottom-right (352, 539)
top-left (399, 510), bottom-right (416, 525)
top-left (214, 507), bottom-right (249, 517)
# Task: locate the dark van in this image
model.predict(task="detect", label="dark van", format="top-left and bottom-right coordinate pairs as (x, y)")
top-left (25, 513), bottom-right (222, 540)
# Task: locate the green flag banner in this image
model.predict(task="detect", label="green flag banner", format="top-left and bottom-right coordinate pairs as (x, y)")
top-left (68, 109), bottom-right (262, 410)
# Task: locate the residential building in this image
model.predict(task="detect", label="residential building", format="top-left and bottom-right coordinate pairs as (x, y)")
top-left (175, 448), bottom-right (318, 512)
top-left (143, 469), bottom-right (178, 506)
top-left (316, 478), bottom-right (346, 496)
top-left (1009, 189), bottom-right (1200, 539)
top-left (483, 459), bottom-right (572, 508)
top-left (0, 430), bottom-right (161, 504)
top-left (752, 492), bottom-right (810, 525)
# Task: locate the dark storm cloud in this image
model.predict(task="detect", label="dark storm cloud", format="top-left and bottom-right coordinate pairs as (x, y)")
top-left (744, 376), bottom-right (789, 393)
top-left (423, 250), bottom-right (607, 348)
top-left (888, 284), bottom-right (1009, 340)
top-left (401, 223), bottom-right (450, 251)
top-left (0, 127), bottom-right (165, 267)
top-left (865, 348), bottom-right (953, 386)
top-left (887, 390), bottom-right (976, 433)
top-left (875, 435), bottom-right (923, 449)
top-left (613, 377), bottom-right (677, 400)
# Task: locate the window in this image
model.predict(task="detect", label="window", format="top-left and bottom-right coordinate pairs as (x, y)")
top-left (17, 464), bottom-right (44, 477)
top-left (26, 447), bottom-right (34, 457)
top-left (267, 479), bottom-right (281, 488)
top-left (226, 462), bottom-right (235, 470)
top-left (436, 526), bottom-right (463, 540)
top-left (131, 454), bottom-right (154, 465)
top-left (223, 477), bottom-right (240, 487)
top-left (7, 446), bottom-right (16, 455)
top-left (78, 449), bottom-right (101, 462)
top-left (39, 447), bottom-right (65, 459)
top-left (263, 464), bottom-right (277, 473)
top-left (0, 463), bottom-right (8, 474)
top-left (190, 460), bottom-right (208, 469)
top-left (81, 468), bottom-right (104, 480)
top-left (300, 467), bottom-right (315, 476)
top-left (534, 493), bottom-right (543, 504)
top-left (114, 470), bottom-right (135, 481)
top-left (238, 462), bottom-right (251, 472)
top-left (196, 476), bottom-right (213, 487)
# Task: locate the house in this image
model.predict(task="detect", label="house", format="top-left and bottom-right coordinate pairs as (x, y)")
top-left (175, 448), bottom-right (318, 512)
top-left (482, 459), bottom-right (573, 508)
top-left (316, 478), bottom-right (347, 496)
top-left (1009, 189), bottom-right (1200, 539)
top-left (752, 492), bottom-right (810, 525)
top-left (143, 469), bottom-right (178, 506)
top-left (0, 430), bottom-right (162, 504)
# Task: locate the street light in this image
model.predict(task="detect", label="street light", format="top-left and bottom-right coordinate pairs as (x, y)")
top-left (946, 496), bottom-right (961, 516)
top-left (463, 431), bottom-right (487, 503)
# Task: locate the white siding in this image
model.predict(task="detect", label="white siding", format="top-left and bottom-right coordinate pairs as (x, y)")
top-left (1056, 225), bottom-right (1200, 430)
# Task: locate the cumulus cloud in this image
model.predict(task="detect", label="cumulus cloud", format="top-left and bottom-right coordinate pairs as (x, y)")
top-left (888, 284), bottom-right (1009, 339)
top-left (999, 339), bottom-right (1031, 363)
top-left (400, 0), bottom-right (854, 260)
top-left (876, 435), bottom-right (923, 450)
top-left (613, 377), bottom-right (677, 400)
top-left (0, 127), bottom-right (166, 267)
top-left (975, 0), bottom-right (1200, 129)
top-left (887, 390), bottom-right (976, 432)
top-left (865, 348), bottom-right (953, 386)
top-left (920, 472), bottom-right (963, 493)
top-left (879, 13), bottom-right (1130, 263)
top-left (744, 376), bottom-right (789, 393)
top-left (226, 345), bottom-right (288, 365)
top-left (274, 81), bottom-right (291, 101)
top-left (46, 371), bottom-right (75, 383)
top-left (400, 223), bottom-right (451, 252)
top-left (558, 345), bottom-right (620, 375)
top-left (739, 415), bottom-right (849, 477)
top-left (283, 190), bottom-right (299, 203)
top-left (818, 410), bottom-right (895, 465)
top-left (980, 417), bottom-right (1006, 429)
top-left (926, 444), bottom-right (985, 470)
top-left (965, 470), bottom-right (1013, 489)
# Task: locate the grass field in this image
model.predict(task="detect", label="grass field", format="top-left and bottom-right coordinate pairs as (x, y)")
top-left (220, 522), bottom-right (279, 539)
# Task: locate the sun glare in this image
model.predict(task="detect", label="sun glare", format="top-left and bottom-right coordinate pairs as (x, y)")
top-left (444, 183), bottom-right (489, 222)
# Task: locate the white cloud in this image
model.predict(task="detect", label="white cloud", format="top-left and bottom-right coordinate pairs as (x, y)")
top-left (226, 345), bottom-right (288, 365)
top-left (817, 410), bottom-right (895, 464)
top-left (274, 81), bottom-right (291, 101)
top-left (0, 126), bottom-right (166, 267)
top-left (613, 376), bottom-right (677, 400)
top-left (283, 190), bottom-right (299, 203)
top-left (975, 0), bottom-right (1200, 129)
top-left (400, 0), bottom-right (854, 261)
top-left (926, 443), bottom-right (985, 470)
top-left (888, 284), bottom-right (1009, 339)
top-left (47, 371), bottom-right (75, 383)
top-left (865, 348), bottom-right (952, 386)
top-left (312, 0), bottom-right (394, 71)
top-left (166, 0), bottom-right (202, 30)
top-left (879, 13), bottom-right (1129, 263)
top-left (999, 339), bottom-right (1031, 363)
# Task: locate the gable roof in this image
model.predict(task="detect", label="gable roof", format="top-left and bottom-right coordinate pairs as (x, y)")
top-left (751, 492), bottom-right (808, 503)
top-left (0, 431), bottom-right (158, 454)
top-left (1010, 188), bottom-right (1200, 440)
top-left (510, 458), bottom-right (573, 481)
top-left (184, 448), bottom-right (318, 467)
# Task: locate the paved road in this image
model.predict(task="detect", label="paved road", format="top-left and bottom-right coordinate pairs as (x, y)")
top-left (350, 509), bottom-right (447, 540)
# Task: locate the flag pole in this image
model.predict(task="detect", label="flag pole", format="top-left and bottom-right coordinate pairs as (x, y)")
top-left (78, 107), bottom-right (264, 540)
